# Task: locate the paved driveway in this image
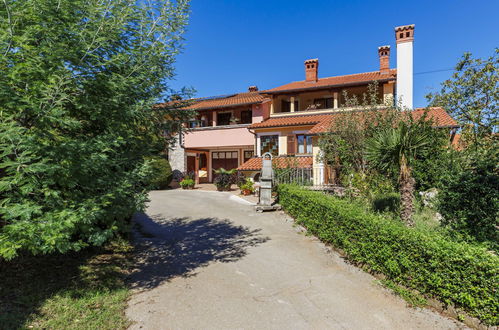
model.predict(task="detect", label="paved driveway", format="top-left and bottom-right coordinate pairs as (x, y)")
top-left (126, 190), bottom-right (463, 329)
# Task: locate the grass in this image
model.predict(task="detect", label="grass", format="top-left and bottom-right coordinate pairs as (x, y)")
top-left (0, 239), bottom-right (133, 330)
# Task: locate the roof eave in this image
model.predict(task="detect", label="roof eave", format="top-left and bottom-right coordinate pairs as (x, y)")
top-left (189, 100), bottom-right (263, 111)
top-left (261, 77), bottom-right (396, 95)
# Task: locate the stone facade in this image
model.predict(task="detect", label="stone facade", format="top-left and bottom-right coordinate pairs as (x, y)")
top-left (168, 133), bottom-right (186, 177)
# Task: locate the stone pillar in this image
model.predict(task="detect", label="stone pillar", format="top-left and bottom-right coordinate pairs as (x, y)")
top-left (212, 111), bottom-right (217, 126)
top-left (168, 133), bottom-right (186, 180)
top-left (333, 92), bottom-right (338, 109)
top-left (290, 96), bottom-right (295, 112)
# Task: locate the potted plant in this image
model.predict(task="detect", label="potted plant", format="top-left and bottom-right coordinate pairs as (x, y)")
top-left (179, 178), bottom-right (195, 189)
top-left (179, 171), bottom-right (195, 189)
top-left (213, 168), bottom-right (236, 191)
top-left (239, 178), bottom-right (254, 196)
top-left (229, 116), bottom-right (240, 125)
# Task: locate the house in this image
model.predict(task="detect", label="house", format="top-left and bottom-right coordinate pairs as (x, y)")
top-left (165, 88), bottom-right (272, 183)
top-left (166, 24), bottom-right (459, 184)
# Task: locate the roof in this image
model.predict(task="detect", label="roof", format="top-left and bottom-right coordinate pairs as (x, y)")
top-left (262, 70), bottom-right (397, 94)
top-left (249, 107), bottom-right (458, 134)
top-left (238, 156), bottom-right (313, 171)
top-left (156, 91), bottom-right (266, 111)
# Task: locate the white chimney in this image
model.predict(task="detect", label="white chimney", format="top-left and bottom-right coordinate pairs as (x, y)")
top-left (395, 24), bottom-right (415, 110)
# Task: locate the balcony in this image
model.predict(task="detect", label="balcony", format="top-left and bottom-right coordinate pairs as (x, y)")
top-left (270, 104), bottom-right (387, 117)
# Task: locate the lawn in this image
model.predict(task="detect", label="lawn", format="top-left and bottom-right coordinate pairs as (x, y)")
top-left (0, 239), bottom-right (133, 329)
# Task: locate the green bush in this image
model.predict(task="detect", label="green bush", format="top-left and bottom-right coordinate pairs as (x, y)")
top-left (146, 157), bottom-right (173, 190)
top-left (438, 152), bottom-right (498, 249)
top-left (372, 192), bottom-right (400, 213)
top-left (179, 178), bottom-right (195, 189)
top-left (277, 184), bottom-right (498, 324)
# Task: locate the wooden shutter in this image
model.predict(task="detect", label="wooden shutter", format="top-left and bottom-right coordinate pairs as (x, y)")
top-left (287, 134), bottom-right (296, 155)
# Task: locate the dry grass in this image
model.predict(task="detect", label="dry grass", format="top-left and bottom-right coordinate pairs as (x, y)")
top-left (0, 239), bottom-right (133, 330)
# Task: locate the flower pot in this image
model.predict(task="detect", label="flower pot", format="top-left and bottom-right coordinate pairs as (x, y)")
top-left (242, 189), bottom-right (252, 196)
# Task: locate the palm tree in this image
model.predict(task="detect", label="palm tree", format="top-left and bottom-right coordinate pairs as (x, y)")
top-left (366, 120), bottom-right (432, 226)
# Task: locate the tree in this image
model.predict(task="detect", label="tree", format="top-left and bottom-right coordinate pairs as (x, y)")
top-left (438, 142), bottom-right (499, 249)
top-left (426, 49), bottom-right (498, 146)
top-left (366, 119), bottom-right (433, 226)
top-left (0, 0), bottom-right (191, 259)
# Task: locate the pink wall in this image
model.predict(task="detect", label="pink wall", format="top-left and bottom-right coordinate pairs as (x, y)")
top-left (184, 127), bottom-right (254, 149)
top-left (251, 100), bottom-right (271, 123)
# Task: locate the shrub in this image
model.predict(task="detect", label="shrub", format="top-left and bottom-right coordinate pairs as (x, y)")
top-left (239, 179), bottom-right (254, 194)
top-left (179, 178), bottom-right (195, 189)
top-left (213, 168), bottom-right (236, 191)
top-left (372, 192), bottom-right (400, 213)
top-left (235, 171), bottom-right (247, 189)
top-left (277, 184), bottom-right (498, 324)
top-left (146, 157), bottom-right (173, 189)
top-left (438, 152), bottom-right (498, 248)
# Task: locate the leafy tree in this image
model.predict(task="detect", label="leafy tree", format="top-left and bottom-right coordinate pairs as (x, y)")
top-left (366, 119), bottom-right (433, 226)
top-left (426, 49), bottom-right (498, 145)
top-left (438, 138), bottom-right (498, 248)
top-left (0, 0), bottom-right (191, 259)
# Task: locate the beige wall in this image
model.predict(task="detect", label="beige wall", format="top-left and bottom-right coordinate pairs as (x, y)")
top-left (270, 84), bottom-right (388, 114)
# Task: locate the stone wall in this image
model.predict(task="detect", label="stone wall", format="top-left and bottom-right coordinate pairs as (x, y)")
top-left (168, 133), bottom-right (186, 182)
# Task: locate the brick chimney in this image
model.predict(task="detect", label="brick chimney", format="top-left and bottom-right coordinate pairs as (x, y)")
top-left (248, 86), bottom-right (258, 92)
top-left (378, 45), bottom-right (390, 75)
top-left (304, 59), bottom-right (319, 82)
top-left (395, 24), bottom-right (415, 110)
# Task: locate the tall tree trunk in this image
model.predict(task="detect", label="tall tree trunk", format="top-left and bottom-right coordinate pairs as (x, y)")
top-left (399, 155), bottom-right (415, 227)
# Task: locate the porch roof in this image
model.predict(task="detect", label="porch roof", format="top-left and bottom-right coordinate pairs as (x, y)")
top-left (238, 156), bottom-right (313, 171)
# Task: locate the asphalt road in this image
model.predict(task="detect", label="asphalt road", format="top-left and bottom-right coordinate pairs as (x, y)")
top-left (126, 189), bottom-right (464, 330)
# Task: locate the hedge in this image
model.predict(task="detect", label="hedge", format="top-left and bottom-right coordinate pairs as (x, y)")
top-left (277, 184), bottom-right (498, 325)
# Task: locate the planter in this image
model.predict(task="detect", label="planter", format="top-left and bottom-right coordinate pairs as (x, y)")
top-left (216, 185), bottom-right (231, 191)
top-left (241, 189), bottom-right (253, 196)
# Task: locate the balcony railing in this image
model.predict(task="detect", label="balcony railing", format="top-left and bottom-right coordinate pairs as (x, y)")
top-left (189, 123), bottom-right (251, 131)
top-left (270, 104), bottom-right (387, 117)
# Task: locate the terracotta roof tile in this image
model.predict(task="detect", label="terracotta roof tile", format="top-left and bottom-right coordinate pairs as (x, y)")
top-left (263, 70), bottom-right (397, 94)
top-left (249, 107), bottom-right (458, 134)
top-left (156, 92), bottom-right (266, 111)
top-left (238, 156), bottom-right (313, 171)
top-left (249, 113), bottom-right (333, 129)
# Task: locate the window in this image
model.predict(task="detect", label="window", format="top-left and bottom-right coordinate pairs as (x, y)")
top-left (212, 151), bottom-right (238, 159)
top-left (313, 98), bottom-right (334, 109)
top-left (244, 150), bottom-right (254, 162)
top-left (240, 110), bottom-right (252, 124)
top-left (260, 135), bottom-right (278, 156)
top-left (217, 112), bottom-right (231, 126)
top-left (296, 135), bottom-right (313, 154)
top-left (188, 119), bottom-right (206, 128)
top-left (281, 100), bottom-right (299, 112)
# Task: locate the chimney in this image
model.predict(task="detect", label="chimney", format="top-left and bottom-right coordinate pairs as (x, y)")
top-left (378, 45), bottom-right (390, 75)
top-left (395, 24), bottom-right (415, 110)
top-left (248, 86), bottom-right (258, 92)
top-left (304, 59), bottom-right (319, 82)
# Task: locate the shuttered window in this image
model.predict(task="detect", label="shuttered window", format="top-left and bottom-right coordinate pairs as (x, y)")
top-left (287, 134), bottom-right (296, 155)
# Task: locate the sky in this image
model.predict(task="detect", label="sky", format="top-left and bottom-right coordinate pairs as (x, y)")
top-left (169, 0), bottom-right (499, 108)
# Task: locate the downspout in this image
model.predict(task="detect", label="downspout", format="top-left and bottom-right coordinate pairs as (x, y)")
top-left (248, 128), bottom-right (257, 156)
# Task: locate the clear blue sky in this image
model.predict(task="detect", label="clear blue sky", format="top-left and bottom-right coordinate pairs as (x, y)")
top-left (169, 0), bottom-right (499, 108)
